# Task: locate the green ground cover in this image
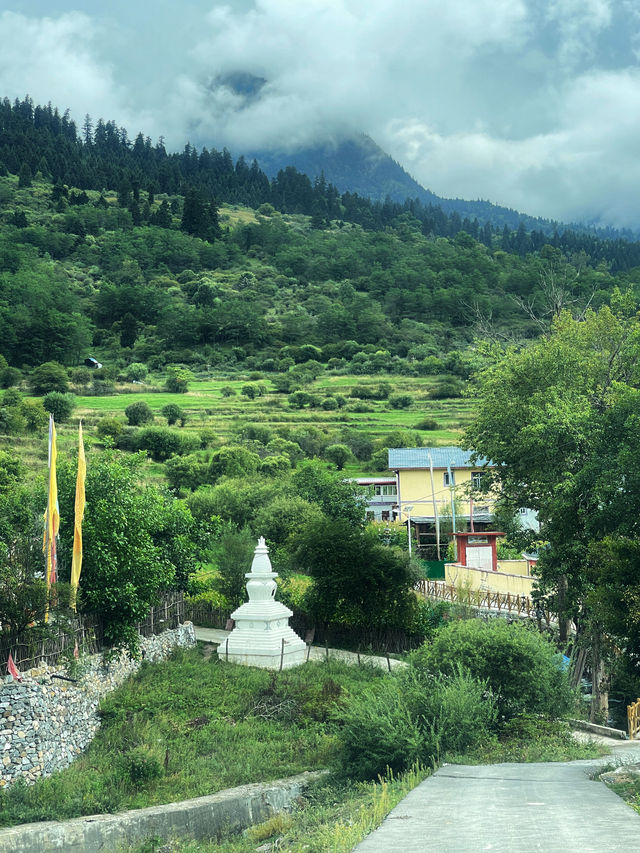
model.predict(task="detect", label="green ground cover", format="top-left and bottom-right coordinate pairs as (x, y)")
top-left (0, 649), bottom-right (387, 827)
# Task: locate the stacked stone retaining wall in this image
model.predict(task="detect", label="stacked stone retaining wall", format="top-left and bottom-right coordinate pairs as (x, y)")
top-left (0, 622), bottom-right (196, 788)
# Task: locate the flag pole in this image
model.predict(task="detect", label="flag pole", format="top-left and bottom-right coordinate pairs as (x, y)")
top-left (70, 422), bottom-right (86, 612)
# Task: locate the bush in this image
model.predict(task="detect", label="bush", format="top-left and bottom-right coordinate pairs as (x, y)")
top-left (96, 416), bottom-right (124, 442)
top-left (165, 454), bottom-right (208, 491)
top-left (409, 619), bottom-right (573, 720)
top-left (126, 362), bottom-right (148, 382)
top-left (430, 379), bottom-right (464, 399)
top-left (137, 426), bottom-right (200, 461)
top-left (389, 393), bottom-right (414, 409)
top-left (416, 417), bottom-right (441, 431)
top-left (125, 400), bottom-right (154, 426)
top-left (321, 396), bottom-right (338, 410)
top-left (220, 385), bottom-right (236, 397)
top-left (43, 391), bottom-right (75, 423)
top-left (338, 667), bottom-right (495, 780)
top-left (208, 445), bottom-right (260, 482)
top-left (30, 361), bottom-right (69, 395)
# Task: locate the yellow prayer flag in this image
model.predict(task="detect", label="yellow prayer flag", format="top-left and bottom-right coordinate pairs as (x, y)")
top-left (70, 422), bottom-right (86, 611)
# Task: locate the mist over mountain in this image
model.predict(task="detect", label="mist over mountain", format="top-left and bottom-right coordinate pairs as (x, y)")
top-left (248, 134), bottom-right (639, 240)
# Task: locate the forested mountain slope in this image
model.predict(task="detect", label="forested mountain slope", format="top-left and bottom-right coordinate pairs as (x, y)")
top-left (0, 96), bottom-right (639, 375)
top-left (2, 95), bottom-right (640, 275)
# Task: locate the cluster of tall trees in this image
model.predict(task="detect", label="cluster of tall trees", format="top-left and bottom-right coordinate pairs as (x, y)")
top-left (3, 96), bottom-right (640, 272)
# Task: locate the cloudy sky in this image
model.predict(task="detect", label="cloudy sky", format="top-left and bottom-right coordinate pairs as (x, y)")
top-left (2, 1), bottom-right (640, 228)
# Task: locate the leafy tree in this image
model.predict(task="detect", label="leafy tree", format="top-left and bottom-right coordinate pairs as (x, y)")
top-left (43, 391), bottom-right (75, 423)
top-left (20, 399), bottom-right (48, 432)
top-left (465, 299), bottom-right (640, 634)
top-left (389, 393), bottom-right (413, 409)
top-left (30, 361), bottom-right (69, 395)
top-left (57, 452), bottom-right (197, 653)
top-left (291, 459), bottom-right (366, 526)
top-left (165, 367), bottom-right (192, 393)
top-left (208, 445), bottom-right (260, 483)
top-left (161, 403), bottom-right (184, 425)
top-left (124, 400), bottom-right (154, 426)
top-left (324, 443), bottom-right (351, 470)
top-left (126, 362), bottom-right (148, 382)
top-left (211, 524), bottom-right (255, 608)
top-left (137, 426), bottom-right (199, 461)
top-left (293, 518), bottom-right (419, 628)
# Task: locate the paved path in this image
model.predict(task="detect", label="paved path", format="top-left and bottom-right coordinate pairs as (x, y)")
top-left (193, 626), bottom-right (405, 670)
top-left (352, 753), bottom-right (640, 853)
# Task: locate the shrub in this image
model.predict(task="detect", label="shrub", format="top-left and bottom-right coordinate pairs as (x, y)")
top-left (389, 393), bottom-right (414, 409)
top-left (338, 667), bottom-right (495, 780)
top-left (96, 416), bottom-right (124, 442)
top-left (30, 361), bottom-right (69, 395)
top-left (126, 362), bottom-right (148, 382)
top-left (259, 455), bottom-right (291, 476)
top-left (20, 399), bottom-right (48, 432)
top-left (124, 400), bottom-right (154, 426)
top-left (137, 426), bottom-right (200, 461)
top-left (409, 619), bottom-right (573, 720)
top-left (208, 445), bottom-right (260, 482)
top-left (220, 385), bottom-right (236, 397)
top-left (321, 396), bottom-right (338, 410)
top-left (43, 391), bottom-right (75, 423)
top-left (416, 417), bottom-right (441, 431)
top-left (430, 379), bottom-right (464, 399)
top-left (165, 454), bottom-right (208, 491)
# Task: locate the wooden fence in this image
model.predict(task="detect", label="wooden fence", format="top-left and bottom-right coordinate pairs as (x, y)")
top-left (0, 591), bottom-right (186, 675)
top-left (416, 579), bottom-right (553, 625)
top-left (628, 698), bottom-right (640, 740)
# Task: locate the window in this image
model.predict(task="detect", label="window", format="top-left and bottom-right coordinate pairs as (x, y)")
top-left (472, 471), bottom-right (486, 491)
top-left (443, 471), bottom-right (455, 487)
top-left (374, 484), bottom-right (397, 496)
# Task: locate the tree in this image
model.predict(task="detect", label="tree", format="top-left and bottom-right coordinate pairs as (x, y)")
top-left (293, 518), bottom-right (419, 628)
top-left (324, 443), bottom-right (351, 470)
top-left (162, 403), bottom-right (184, 425)
top-left (208, 445), bottom-right (260, 483)
top-left (57, 452), bottom-right (197, 653)
top-left (464, 296), bottom-right (640, 714)
top-left (165, 367), bottom-right (192, 393)
top-left (30, 361), bottom-right (69, 395)
top-left (43, 391), bottom-right (75, 423)
top-left (125, 400), bottom-right (154, 426)
top-left (180, 189), bottom-right (221, 241)
top-left (291, 459), bottom-right (366, 527)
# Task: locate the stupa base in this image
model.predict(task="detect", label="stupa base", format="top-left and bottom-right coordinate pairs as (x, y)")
top-left (218, 633), bottom-right (306, 669)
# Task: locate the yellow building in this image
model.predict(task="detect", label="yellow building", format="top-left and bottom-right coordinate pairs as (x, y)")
top-left (388, 446), bottom-right (496, 560)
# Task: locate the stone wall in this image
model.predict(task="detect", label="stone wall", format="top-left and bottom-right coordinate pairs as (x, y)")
top-left (0, 622), bottom-right (196, 788)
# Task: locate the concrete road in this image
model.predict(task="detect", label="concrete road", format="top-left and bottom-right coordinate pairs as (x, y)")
top-left (352, 759), bottom-right (640, 852)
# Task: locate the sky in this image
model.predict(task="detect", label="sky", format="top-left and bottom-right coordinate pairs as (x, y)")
top-left (1, 1), bottom-right (640, 229)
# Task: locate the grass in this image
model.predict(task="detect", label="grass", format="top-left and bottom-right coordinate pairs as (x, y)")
top-left (448, 715), bottom-right (606, 765)
top-left (0, 648), bottom-right (387, 827)
top-left (120, 764), bottom-right (431, 853)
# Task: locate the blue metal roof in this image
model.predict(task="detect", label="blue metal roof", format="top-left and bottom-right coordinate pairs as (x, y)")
top-left (387, 446), bottom-right (493, 470)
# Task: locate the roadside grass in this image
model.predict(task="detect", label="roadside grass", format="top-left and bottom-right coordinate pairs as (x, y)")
top-left (448, 715), bottom-right (606, 765)
top-left (120, 764), bottom-right (432, 853)
top-left (590, 759), bottom-right (640, 816)
top-left (0, 649), bottom-right (387, 828)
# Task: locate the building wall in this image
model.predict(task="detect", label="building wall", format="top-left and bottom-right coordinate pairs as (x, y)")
top-left (445, 563), bottom-right (535, 596)
top-left (396, 468), bottom-right (495, 519)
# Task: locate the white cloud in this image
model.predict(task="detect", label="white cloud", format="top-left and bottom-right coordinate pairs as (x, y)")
top-left (0, 1), bottom-right (639, 228)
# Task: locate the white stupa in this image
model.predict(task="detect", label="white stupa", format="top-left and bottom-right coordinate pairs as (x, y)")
top-left (218, 537), bottom-right (306, 669)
